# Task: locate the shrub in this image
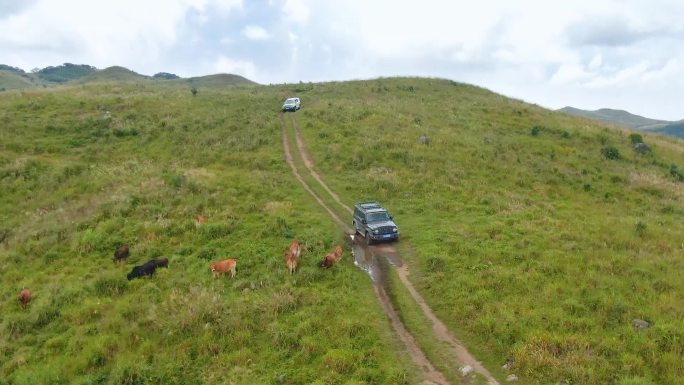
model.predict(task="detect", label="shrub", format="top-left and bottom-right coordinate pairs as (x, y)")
top-left (530, 126), bottom-right (541, 136)
top-left (635, 221), bottom-right (647, 236)
top-left (629, 133), bottom-right (644, 144)
top-left (601, 146), bottom-right (620, 160)
top-left (166, 173), bottom-right (185, 189)
top-left (670, 164), bottom-right (684, 182)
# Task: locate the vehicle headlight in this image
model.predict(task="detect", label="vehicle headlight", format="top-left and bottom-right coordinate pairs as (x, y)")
top-left (373, 229), bottom-right (379, 234)
top-left (393, 227), bottom-right (398, 233)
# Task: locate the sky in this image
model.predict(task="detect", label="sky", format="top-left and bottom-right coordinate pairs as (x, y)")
top-left (1, 0), bottom-right (683, 120)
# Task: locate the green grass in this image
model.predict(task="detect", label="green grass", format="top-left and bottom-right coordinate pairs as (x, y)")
top-left (0, 71), bottom-right (51, 91)
top-left (0, 83), bottom-right (418, 384)
top-left (293, 78), bottom-right (684, 385)
top-left (2, 77), bottom-right (684, 385)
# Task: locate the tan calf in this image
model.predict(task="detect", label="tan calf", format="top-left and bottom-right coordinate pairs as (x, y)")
top-left (210, 258), bottom-right (237, 278)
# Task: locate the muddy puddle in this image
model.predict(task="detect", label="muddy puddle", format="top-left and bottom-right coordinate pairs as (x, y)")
top-left (346, 234), bottom-right (403, 283)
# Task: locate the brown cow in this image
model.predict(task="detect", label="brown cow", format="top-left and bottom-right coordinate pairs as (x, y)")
top-left (210, 258), bottom-right (237, 278)
top-left (288, 239), bottom-right (301, 259)
top-left (332, 245), bottom-right (343, 261)
top-left (319, 245), bottom-right (344, 269)
top-left (195, 215), bottom-right (207, 228)
top-left (113, 245), bottom-right (130, 263)
top-left (18, 288), bottom-right (31, 310)
top-left (285, 251), bottom-right (298, 274)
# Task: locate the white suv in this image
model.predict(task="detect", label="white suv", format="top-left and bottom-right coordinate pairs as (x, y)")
top-left (282, 97), bottom-right (301, 112)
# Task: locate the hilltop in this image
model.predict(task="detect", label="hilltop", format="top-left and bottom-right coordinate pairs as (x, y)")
top-left (1, 78), bottom-right (683, 385)
top-left (75, 66), bottom-right (149, 83)
top-left (0, 63), bottom-right (256, 91)
top-left (560, 106), bottom-right (684, 138)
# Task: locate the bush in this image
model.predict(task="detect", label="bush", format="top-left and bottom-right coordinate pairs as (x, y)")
top-left (166, 173), bottom-right (185, 189)
top-left (530, 126), bottom-right (541, 136)
top-left (635, 221), bottom-right (647, 236)
top-left (629, 133), bottom-right (644, 144)
top-left (601, 146), bottom-right (621, 160)
top-left (670, 164), bottom-right (684, 182)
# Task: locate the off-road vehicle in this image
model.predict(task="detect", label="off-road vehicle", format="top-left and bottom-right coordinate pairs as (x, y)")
top-left (352, 202), bottom-right (399, 244)
top-left (282, 97), bottom-right (301, 112)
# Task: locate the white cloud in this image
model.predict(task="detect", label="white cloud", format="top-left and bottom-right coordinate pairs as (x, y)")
top-left (212, 55), bottom-right (257, 79)
top-left (589, 54), bottom-right (603, 69)
top-left (282, 0), bottom-right (309, 24)
top-left (0, 0), bottom-right (244, 72)
top-left (219, 36), bottom-right (234, 45)
top-left (242, 25), bottom-right (271, 41)
top-left (1, 0), bottom-right (683, 119)
top-left (550, 64), bottom-right (593, 86)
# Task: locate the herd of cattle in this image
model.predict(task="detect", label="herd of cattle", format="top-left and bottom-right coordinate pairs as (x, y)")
top-left (17, 216), bottom-right (345, 309)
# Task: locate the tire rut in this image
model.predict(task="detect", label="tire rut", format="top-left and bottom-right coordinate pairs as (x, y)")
top-left (289, 114), bottom-right (354, 215)
top-left (282, 113), bottom-right (500, 385)
top-left (281, 113), bottom-right (450, 385)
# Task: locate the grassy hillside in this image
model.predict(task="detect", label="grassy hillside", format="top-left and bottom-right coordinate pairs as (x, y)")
top-left (76, 66), bottom-right (150, 84)
top-left (653, 121), bottom-right (684, 138)
top-left (0, 83), bottom-right (417, 385)
top-left (0, 71), bottom-right (51, 91)
top-left (0, 71), bottom-right (35, 91)
top-left (559, 107), bottom-right (671, 130)
top-left (0, 64), bottom-right (256, 91)
top-left (294, 78), bottom-right (684, 385)
top-left (2, 78), bottom-right (683, 385)
top-left (173, 74), bottom-right (257, 88)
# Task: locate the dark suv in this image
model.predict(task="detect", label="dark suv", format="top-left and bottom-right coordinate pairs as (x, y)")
top-left (353, 202), bottom-right (400, 244)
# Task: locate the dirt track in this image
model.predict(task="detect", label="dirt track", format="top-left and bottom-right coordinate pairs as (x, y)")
top-left (281, 113), bottom-right (500, 385)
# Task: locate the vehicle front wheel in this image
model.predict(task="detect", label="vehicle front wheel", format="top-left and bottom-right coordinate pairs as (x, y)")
top-left (366, 232), bottom-right (374, 245)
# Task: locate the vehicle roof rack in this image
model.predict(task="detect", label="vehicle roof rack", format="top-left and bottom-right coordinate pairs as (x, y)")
top-left (356, 201), bottom-right (383, 210)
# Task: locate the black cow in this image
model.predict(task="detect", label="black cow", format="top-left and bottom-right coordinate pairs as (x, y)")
top-left (154, 257), bottom-right (169, 268)
top-left (127, 260), bottom-right (158, 280)
top-left (126, 258), bottom-right (169, 280)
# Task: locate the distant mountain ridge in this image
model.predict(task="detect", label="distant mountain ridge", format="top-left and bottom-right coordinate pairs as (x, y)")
top-left (0, 63), bottom-right (256, 91)
top-left (559, 106), bottom-right (684, 138)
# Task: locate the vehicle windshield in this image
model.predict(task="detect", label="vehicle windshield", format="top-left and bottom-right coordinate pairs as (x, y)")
top-left (367, 212), bottom-right (390, 222)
